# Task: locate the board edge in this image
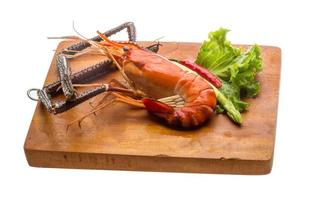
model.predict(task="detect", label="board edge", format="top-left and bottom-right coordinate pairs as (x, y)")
top-left (24, 148), bottom-right (273, 175)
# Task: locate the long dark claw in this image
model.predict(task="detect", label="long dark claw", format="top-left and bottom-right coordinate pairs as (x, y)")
top-left (52, 84), bottom-right (110, 114)
top-left (63, 22), bottom-right (137, 55)
top-left (44, 60), bottom-right (115, 95)
top-left (29, 22), bottom-right (162, 114)
top-left (34, 83), bottom-right (111, 114)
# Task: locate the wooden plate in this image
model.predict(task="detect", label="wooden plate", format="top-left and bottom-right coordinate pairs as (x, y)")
top-left (24, 41), bottom-right (281, 174)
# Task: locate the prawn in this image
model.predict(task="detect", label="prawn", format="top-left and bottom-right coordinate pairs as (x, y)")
top-left (69, 32), bottom-right (217, 128)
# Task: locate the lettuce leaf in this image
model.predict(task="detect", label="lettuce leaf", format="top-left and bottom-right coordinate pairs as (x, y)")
top-left (195, 28), bottom-right (262, 124)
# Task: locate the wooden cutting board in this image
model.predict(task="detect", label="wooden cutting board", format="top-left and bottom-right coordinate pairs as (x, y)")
top-left (24, 41), bottom-right (281, 174)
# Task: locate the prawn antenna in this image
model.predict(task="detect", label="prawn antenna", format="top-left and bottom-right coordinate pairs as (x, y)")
top-left (72, 21), bottom-right (107, 55)
top-left (72, 20), bottom-right (89, 41)
top-left (153, 36), bottom-right (165, 42)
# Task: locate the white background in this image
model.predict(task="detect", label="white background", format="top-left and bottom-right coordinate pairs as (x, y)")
top-left (0, 0), bottom-right (308, 199)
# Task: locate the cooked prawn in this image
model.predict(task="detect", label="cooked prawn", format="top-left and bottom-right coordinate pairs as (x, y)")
top-left (70, 32), bottom-right (217, 128)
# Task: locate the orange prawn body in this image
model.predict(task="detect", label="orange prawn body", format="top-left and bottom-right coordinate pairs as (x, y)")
top-left (97, 34), bottom-right (217, 128)
top-left (123, 48), bottom-right (217, 128)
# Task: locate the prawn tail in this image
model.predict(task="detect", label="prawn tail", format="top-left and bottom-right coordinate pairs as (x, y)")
top-left (142, 97), bottom-right (214, 128)
top-left (142, 97), bottom-right (182, 127)
top-left (142, 97), bottom-right (183, 126)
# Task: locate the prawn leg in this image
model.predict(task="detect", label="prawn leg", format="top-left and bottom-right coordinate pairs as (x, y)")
top-left (88, 78), bottom-right (129, 109)
top-left (66, 92), bottom-right (144, 132)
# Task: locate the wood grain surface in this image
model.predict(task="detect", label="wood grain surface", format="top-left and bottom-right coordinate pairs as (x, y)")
top-left (24, 41), bottom-right (281, 174)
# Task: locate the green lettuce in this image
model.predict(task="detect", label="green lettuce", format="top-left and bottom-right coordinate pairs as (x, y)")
top-left (195, 28), bottom-right (262, 124)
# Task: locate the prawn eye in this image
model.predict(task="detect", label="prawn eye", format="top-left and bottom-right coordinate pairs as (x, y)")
top-left (123, 46), bottom-right (129, 52)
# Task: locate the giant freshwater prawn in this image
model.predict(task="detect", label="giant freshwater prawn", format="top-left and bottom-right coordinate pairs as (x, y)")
top-left (65, 31), bottom-right (217, 129)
